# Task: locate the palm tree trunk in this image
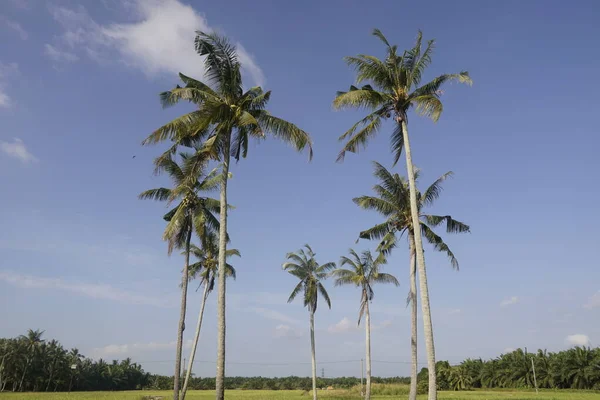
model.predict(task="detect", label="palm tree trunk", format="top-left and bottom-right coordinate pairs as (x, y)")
top-left (45, 357), bottom-right (56, 392)
top-left (401, 119), bottom-right (437, 400)
top-left (173, 228), bottom-right (192, 400)
top-left (365, 299), bottom-right (372, 400)
top-left (18, 358), bottom-right (29, 391)
top-left (215, 133), bottom-right (231, 400)
top-left (310, 310), bottom-right (318, 400)
top-left (181, 281), bottom-right (210, 400)
top-left (408, 231), bottom-right (418, 400)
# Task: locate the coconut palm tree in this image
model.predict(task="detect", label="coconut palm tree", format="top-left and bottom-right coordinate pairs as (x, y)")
top-left (331, 249), bottom-right (399, 400)
top-left (143, 32), bottom-right (312, 400)
top-left (180, 237), bottom-right (239, 400)
top-left (334, 29), bottom-right (472, 400)
top-left (18, 329), bottom-right (44, 391)
top-left (283, 245), bottom-right (335, 400)
top-left (139, 151), bottom-right (221, 400)
top-left (354, 162), bottom-right (469, 400)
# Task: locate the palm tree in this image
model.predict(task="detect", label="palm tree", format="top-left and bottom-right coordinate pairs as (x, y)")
top-left (283, 245), bottom-right (335, 400)
top-left (143, 32), bottom-right (312, 400)
top-left (18, 329), bottom-right (44, 391)
top-left (354, 162), bottom-right (469, 400)
top-left (139, 151), bottom-right (221, 400)
top-left (331, 249), bottom-right (399, 400)
top-left (334, 29), bottom-right (472, 400)
top-left (180, 237), bottom-right (239, 400)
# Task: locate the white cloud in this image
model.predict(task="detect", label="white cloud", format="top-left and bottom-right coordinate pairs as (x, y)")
top-left (565, 334), bottom-right (590, 347)
top-left (584, 291), bottom-right (600, 309)
top-left (500, 296), bottom-right (519, 307)
top-left (0, 271), bottom-right (171, 307)
top-left (44, 44), bottom-right (79, 62)
top-left (448, 308), bottom-right (462, 315)
top-left (328, 317), bottom-right (358, 334)
top-left (48, 0), bottom-right (264, 85)
top-left (0, 15), bottom-right (28, 39)
top-left (274, 324), bottom-right (303, 339)
top-left (91, 339), bottom-right (192, 358)
top-left (0, 62), bottom-right (19, 108)
top-left (0, 138), bottom-right (37, 163)
top-left (250, 307), bottom-right (299, 325)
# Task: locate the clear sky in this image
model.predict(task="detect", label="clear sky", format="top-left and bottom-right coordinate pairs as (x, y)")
top-left (1, 0), bottom-right (599, 377)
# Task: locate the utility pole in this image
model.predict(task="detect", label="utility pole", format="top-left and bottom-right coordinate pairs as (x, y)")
top-left (321, 367), bottom-right (325, 378)
top-left (531, 358), bottom-right (538, 395)
top-left (360, 358), bottom-right (364, 397)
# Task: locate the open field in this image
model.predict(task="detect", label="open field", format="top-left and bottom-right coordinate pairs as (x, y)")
top-left (1, 390), bottom-right (599, 400)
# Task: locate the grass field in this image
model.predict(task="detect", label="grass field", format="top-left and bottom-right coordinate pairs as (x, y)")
top-left (0, 390), bottom-right (599, 400)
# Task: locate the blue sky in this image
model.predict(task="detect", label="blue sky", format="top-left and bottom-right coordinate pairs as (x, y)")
top-left (1, 0), bottom-right (599, 377)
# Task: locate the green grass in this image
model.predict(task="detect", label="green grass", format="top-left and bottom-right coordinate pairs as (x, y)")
top-left (0, 390), bottom-right (599, 400)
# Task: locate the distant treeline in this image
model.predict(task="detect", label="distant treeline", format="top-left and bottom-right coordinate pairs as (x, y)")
top-left (419, 347), bottom-right (600, 391)
top-left (2, 330), bottom-right (600, 392)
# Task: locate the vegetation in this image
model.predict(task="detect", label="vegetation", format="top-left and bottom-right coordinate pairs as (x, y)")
top-left (283, 245), bottom-right (335, 400)
top-left (334, 29), bottom-right (472, 400)
top-left (139, 148), bottom-right (221, 400)
top-left (331, 250), bottom-right (399, 400)
top-left (143, 31), bottom-right (312, 400)
top-left (354, 162), bottom-right (469, 400)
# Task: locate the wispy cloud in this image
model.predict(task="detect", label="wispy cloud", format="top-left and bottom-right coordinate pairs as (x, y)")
top-left (0, 62), bottom-right (19, 108)
top-left (500, 296), bottom-right (519, 307)
top-left (327, 316), bottom-right (393, 334)
top-left (0, 15), bottom-right (28, 39)
top-left (0, 271), bottom-right (172, 307)
top-left (565, 334), bottom-right (590, 347)
top-left (0, 138), bottom-right (37, 163)
top-left (448, 308), bottom-right (462, 315)
top-left (47, 0), bottom-right (265, 85)
top-left (44, 44), bottom-right (78, 63)
top-left (584, 291), bottom-right (600, 309)
top-left (250, 307), bottom-right (299, 325)
top-left (273, 324), bottom-right (303, 339)
top-left (91, 339), bottom-right (192, 358)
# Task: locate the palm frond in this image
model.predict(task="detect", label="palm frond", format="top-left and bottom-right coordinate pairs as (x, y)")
top-left (421, 224), bottom-right (459, 270)
top-left (424, 215), bottom-right (470, 234)
top-left (255, 111), bottom-right (313, 160)
top-left (333, 86), bottom-right (388, 110)
top-left (317, 282), bottom-right (331, 309)
top-left (138, 188), bottom-right (172, 202)
top-left (421, 171), bottom-right (453, 206)
top-left (336, 114), bottom-right (383, 162)
top-left (194, 31), bottom-right (242, 98)
top-left (374, 272), bottom-right (400, 286)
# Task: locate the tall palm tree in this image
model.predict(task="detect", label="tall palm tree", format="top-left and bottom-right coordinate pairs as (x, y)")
top-left (139, 151), bottom-right (221, 400)
top-left (18, 329), bottom-right (44, 391)
top-left (283, 245), bottom-right (335, 400)
top-left (331, 249), bottom-right (399, 400)
top-left (334, 29), bottom-right (471, 400)
top-left (180, 237), bottom-right (239, 400)
top-left (143, 32), bottom-right (312, 400)
top-left (354, 162), bottom-right (469, 400)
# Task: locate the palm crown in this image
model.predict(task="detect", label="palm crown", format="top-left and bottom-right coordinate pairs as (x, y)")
top-left (283, 245), bottom-right (335, 313)
top-left (142, 31), bottom-right (313, 163)
top-left (354, 162), bottom-right (469, 268)
top-left (333, 29), bottom-right (472, 163)
top-left (187, 235), bottom-right (240, 292)
top-left (138, 151), bottom-right (222, 254)
top-left (332, 249), bottom-right (399, 324)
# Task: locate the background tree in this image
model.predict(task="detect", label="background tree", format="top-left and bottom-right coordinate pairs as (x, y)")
top-left (335, 29), bottom-right (472, 400)
top-left (354, 162), bottom-right (469, 400)
top-left (181, 237), bottom-right (239, 400)
top-left (139, 150), bottom-right (221, 400)
top-left (143, 31), bottom-right (312, 400)
top-left (283, 245), bottom-right (335, 400)
top-left (331, 249), bottom-right (399, 400)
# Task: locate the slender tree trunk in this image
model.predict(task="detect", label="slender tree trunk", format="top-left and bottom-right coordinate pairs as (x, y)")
top-left (45, 358), bottom-right (56, 392)
top-left (18, 358), bottom-right (29, 391)
top-left (181, 281), bottom-right (210, 400)
top-left (310, 310), bottom-right (318, 400)
top-left (173, 228), bottom-right (192, 400)
top-left (408, 231), bottom-right (418, 400)
top-left (215, 133), bottom-right (231, 400)
top-left (365, 299), bottom-right (372, 400)
top-left (400, 119), bottom-right (437, 400)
